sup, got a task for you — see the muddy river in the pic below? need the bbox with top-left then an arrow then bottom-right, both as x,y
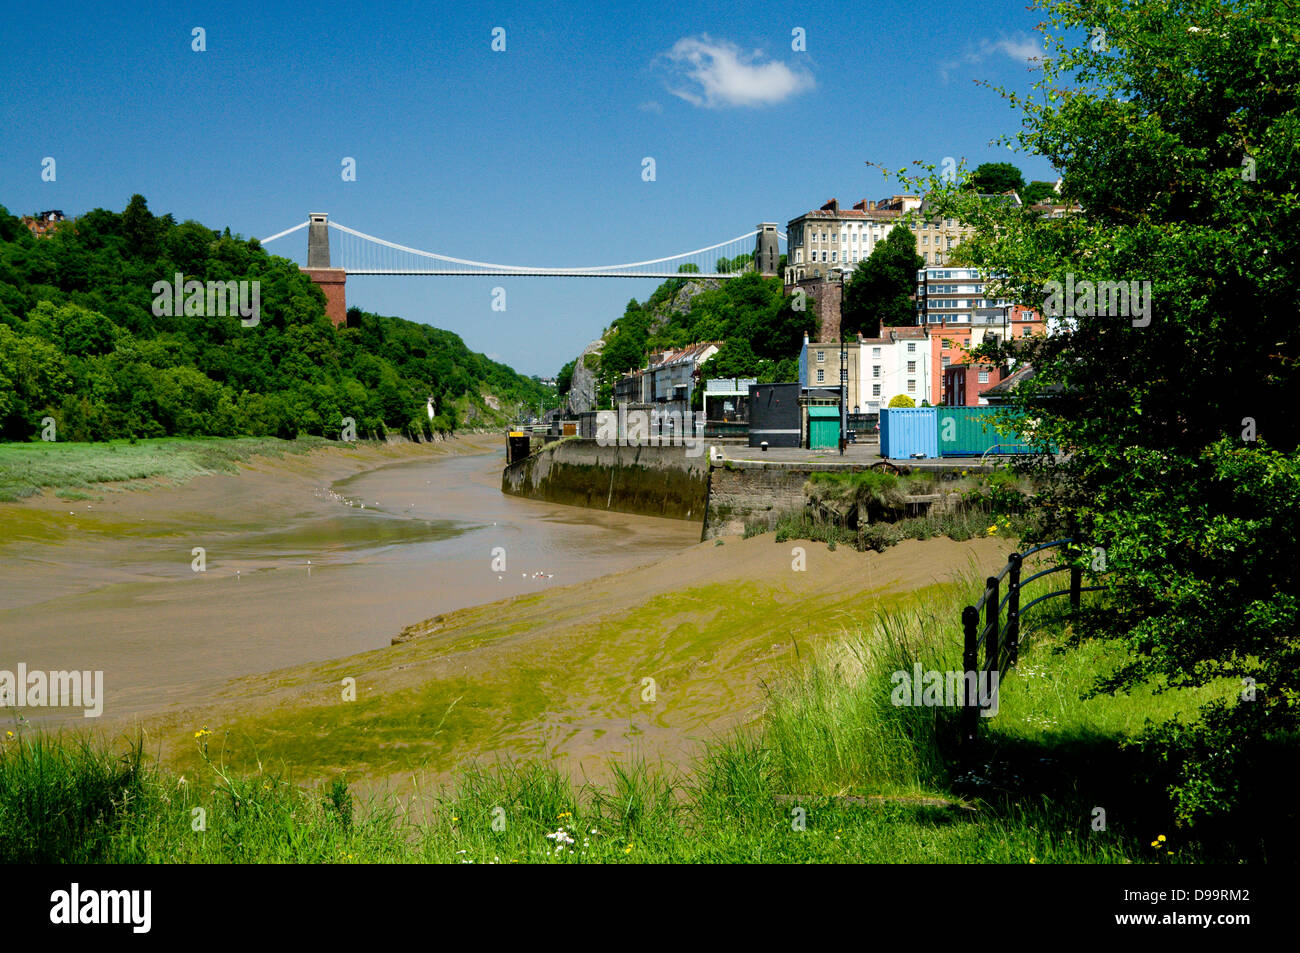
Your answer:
0,447 -> 699,722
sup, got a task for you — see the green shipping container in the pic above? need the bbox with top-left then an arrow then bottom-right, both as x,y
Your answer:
808,405 -> 840,449
935,406 -> 1034,456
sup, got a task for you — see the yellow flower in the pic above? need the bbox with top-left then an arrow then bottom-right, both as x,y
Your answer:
193,727 -> 212,739
624,844 -> 633,854
451,816 -> 459,822
558,811 -> 572,818
1157,834 -> 1166,842
987,525 -> 998,535
4,731 -> 12,739
1029,857 -> 1036,864
1150,840 -> 1159,847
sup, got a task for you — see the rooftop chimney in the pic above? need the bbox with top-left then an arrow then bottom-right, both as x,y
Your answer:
821,198 -> 839,212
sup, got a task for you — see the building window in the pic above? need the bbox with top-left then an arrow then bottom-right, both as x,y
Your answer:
816,369 -> 825,383
831,252 -> 837,262
978,370 -> 990,383
907,342 -> 916,353
907,379 -> 916,393
816,350 -> 824,363
872,384 -> 881,397
872,347 -> 881,358
873,365 -> 880,378
1022,326 -> 1032,337
941,355 -> 950,367
907,361 -> 916,372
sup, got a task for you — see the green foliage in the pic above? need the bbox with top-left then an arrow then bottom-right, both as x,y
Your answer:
594,271 -> 813,404
1020,180 -> 1059,206
555,358 -> 576,396
966,161 -> 1025,195
0,198 -> 548,441
842,225 -> 925,338
912,0 -> 1300,827
887,394 -> 915,408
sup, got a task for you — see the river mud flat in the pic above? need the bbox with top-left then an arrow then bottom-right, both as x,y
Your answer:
1,434 -> 1007,794
0,435 -> 698,721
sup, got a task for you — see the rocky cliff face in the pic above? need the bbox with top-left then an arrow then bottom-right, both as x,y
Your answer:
567,339 -> 604,413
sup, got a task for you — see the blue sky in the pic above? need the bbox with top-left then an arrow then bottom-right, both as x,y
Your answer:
1,0 -> 1062,377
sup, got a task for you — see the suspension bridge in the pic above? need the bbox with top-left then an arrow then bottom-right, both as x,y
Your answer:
259,214 -> 786,280
257,213 -> 787,326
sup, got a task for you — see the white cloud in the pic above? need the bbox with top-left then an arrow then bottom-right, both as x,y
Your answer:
638,100 -> 664,114
658,35 -> 814,108
940,33 -> 1044,82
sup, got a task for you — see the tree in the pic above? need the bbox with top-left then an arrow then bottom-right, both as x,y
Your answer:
841,225 -> 925,338
920,0 -> 1300,839
887,394 -> 915,408
966,161 -> 1025,195
1020,179 -> 1059,206
556,358 -> 576,396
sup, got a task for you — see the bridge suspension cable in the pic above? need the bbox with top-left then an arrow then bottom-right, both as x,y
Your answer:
260,219 -> 786,279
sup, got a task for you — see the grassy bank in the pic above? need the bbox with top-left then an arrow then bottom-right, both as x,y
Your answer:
0,433 -> 496,502
1,568 -> 1255,863
0,436 -> 333,501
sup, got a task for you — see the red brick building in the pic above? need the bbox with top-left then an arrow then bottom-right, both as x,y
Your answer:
942,363 -> 1007,406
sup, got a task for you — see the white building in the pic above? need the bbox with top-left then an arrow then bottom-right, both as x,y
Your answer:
858,327 -> 933,411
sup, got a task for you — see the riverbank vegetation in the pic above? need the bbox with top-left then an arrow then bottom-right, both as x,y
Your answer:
746,466 -> 1037,551
2,575 -> 1268,863
0,197 -> 551,443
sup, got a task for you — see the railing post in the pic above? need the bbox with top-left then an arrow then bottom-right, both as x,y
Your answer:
1006,552 -> 1022,667
1069,560 -> 1082,609
961,605 -> 979,757
984,575 -> 999,690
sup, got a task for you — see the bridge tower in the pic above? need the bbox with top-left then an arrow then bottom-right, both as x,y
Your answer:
755,223 -> 780,276
301,212 -> 348,327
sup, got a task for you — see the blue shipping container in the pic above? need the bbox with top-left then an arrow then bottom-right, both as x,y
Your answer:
880,407 -> 938,459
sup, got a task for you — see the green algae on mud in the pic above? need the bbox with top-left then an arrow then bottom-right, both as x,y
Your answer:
157,576 -> 959,787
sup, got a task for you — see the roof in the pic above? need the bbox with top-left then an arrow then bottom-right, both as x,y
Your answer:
980,364 -> 1038,399
808,406 -> 840,418
860,326 -> 928,344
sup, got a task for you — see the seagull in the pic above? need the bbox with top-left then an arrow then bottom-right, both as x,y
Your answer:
427,397 -> 435,421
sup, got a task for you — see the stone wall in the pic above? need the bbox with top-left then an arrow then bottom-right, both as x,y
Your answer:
703,458 -> 838,539
501,438 -> 709,522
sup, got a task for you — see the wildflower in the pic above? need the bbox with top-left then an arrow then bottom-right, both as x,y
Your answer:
624,844 -> 633,855
1157,834 -> 1166,843
194,727 -> 212,740
987,525 -> 998,535
1029,857 -> 1037,864
545,828 -> 575,847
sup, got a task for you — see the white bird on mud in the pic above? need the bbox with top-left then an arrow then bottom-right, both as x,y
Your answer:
427,397 -> 435,421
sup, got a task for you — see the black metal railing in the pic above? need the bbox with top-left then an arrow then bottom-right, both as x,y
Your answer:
959,538 -> 1107,757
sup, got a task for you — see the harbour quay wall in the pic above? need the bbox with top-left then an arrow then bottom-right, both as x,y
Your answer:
501,438 -> 709,522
